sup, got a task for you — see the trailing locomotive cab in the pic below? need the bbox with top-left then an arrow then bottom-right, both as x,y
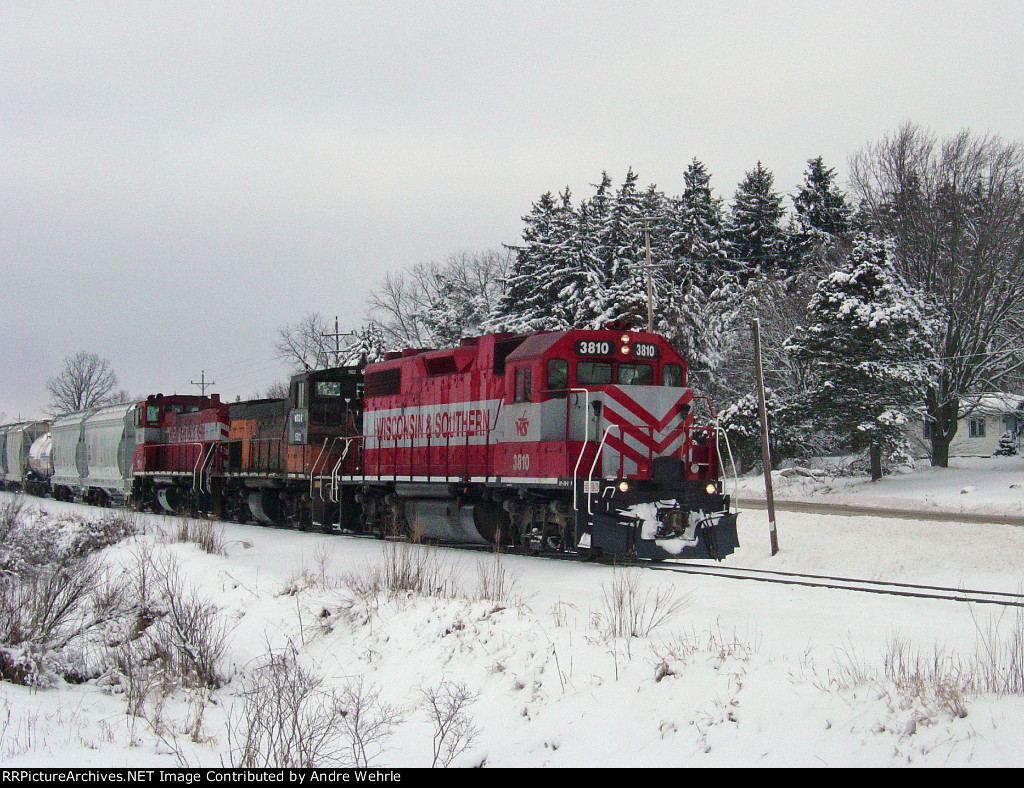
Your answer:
496,322 -> 738,561
224,366 -> 363,529
132,394 -> 229,515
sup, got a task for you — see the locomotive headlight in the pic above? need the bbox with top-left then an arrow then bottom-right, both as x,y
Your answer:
620,334 -> 630,343
705,483 -> 717,495
620,346 -> 629,355
618,480 -> 630,493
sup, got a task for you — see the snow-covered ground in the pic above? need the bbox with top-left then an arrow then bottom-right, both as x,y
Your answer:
2,454 -> 1023,768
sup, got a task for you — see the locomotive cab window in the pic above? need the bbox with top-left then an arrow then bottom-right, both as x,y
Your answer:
577,361 -> 613,385
147,405 -> 160,425
546,359 -> 568,397
316,381 -> 342,398
292,380 -> 308,408
618,363 -> 653,386
663,363 -> 684,387
514,367 -> 533,402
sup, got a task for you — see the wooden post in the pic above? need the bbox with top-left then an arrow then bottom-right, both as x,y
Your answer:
752,318 -> 779,556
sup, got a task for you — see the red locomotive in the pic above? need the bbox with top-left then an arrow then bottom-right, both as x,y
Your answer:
126,324 -> 737,561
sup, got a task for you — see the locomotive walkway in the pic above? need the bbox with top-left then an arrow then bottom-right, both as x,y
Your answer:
735,497 -> 1024,527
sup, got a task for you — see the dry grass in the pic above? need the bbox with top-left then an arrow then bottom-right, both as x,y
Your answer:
597,568 -> 690,641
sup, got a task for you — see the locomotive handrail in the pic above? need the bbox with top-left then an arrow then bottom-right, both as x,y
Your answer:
199,442 -> 219,495
326,436 -> 357,502
309,437 -> 331,500
179,442 -> 206,494
586,424 -> 617,516
568,388 -> 591,513
329,439 -> 354,502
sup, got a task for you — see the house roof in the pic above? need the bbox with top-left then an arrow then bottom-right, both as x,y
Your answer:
961,393 -> 1024,417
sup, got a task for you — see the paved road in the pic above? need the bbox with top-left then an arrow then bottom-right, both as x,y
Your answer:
735,498 -> 1024,527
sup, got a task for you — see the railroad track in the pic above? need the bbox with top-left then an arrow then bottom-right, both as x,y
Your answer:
735,497 -> 1024,527
644,560 -> 1024,608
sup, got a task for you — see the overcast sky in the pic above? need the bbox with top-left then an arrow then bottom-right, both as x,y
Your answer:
2,1 -> 1022,420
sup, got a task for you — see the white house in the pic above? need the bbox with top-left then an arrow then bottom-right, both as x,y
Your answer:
907,393 -> 1024,458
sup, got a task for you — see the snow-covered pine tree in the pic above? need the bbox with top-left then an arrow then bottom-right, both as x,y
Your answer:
576,171 -> 616,327
995,431 -> 1018,456
341,323 -> 388,367
727,161 -> 793,282
785,232 -> 934,480
659,160 -> 743,390
599,168 -> 650,327
667,158 -> 732,297
542,187 -> 597,330
488,192 -> 561,332
792,156 -> 853,274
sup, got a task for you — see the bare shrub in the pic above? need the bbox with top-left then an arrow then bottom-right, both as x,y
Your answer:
598,568 -> 690,641
654,624 -> 760,665
229,647 -> 402,768
148,561 -> 233,689
420,680 -> 480,767
336,676 -> 403,768
883,636 -> 969,718
0,495 -> 27,541
974,606 -> 1024,696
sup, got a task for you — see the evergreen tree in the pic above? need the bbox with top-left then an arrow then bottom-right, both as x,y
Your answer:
600,168 -> 650,327
785,232 -> 934,480
489,192 -> 561,332
727,161 -> 792,281
794,156 -> 853,239
667,159 -> 732,296
342,323 -> 388,366
792,156 -> 853,273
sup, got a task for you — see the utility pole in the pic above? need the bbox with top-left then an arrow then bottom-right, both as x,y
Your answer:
638,216 -> 671,333
191,370 -> 215,396
752,318 -> 779,556
644,217 -> 654,332
321,316 -> 354,367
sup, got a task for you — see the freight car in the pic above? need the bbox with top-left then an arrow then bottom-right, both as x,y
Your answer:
2,324 -> 738,562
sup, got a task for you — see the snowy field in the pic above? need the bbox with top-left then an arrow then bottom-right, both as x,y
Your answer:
2,455 -> 1024,768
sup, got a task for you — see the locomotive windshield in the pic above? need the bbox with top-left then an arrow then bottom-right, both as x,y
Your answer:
546,358 -> 569,396
617,363 -> 653,385
663,363 -> 684,387
577,361 -> 613,385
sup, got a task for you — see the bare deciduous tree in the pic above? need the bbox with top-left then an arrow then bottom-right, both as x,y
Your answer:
368,248 -> 512,349
850,123 -> 1024,466
273,312 -> 334,372
46,351 -> 124,415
